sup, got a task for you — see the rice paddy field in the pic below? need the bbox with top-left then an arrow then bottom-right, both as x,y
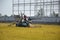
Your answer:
0,23 -> 60,40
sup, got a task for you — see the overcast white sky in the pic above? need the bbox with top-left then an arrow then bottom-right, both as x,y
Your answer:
0,0 -> 59,16
0,0 -> 12,16
0,0 -> 35,16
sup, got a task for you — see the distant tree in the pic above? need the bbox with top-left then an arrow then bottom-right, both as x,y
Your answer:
53,11 -> 55,16
50,11 -> 58,17
40,8 -> 44,16
0,13 -> 2,17
53,11 -> 59,17
55,14 -> 58,17
10,14 -> 14,17
37,10 -> 40,16
37,8 -> 44,17
4,15 -> 8,17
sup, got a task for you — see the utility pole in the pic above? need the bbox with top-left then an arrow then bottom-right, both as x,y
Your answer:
59,0 -> 60,17
12,0 -> 14,16
18,0 -> 19,15
34,0 -> 38,16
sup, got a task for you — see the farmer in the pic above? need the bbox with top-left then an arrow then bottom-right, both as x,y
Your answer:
23,15 -> 27,21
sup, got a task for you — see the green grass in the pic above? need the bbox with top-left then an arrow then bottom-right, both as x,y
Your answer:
0,23 -> 60,40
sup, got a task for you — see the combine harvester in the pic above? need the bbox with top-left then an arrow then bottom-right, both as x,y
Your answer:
14,13 -> 31,27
